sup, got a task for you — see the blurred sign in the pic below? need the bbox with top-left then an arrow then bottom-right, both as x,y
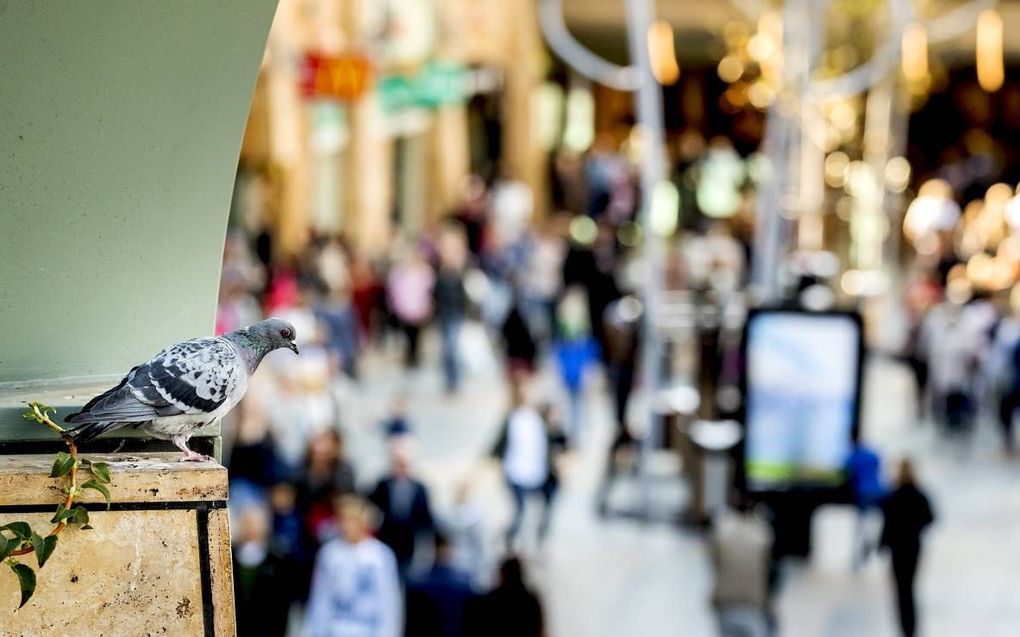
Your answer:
300,53 -> 373,101
363,0 -> 436,67
742,310 -> 863,492
377,61 -> 468,112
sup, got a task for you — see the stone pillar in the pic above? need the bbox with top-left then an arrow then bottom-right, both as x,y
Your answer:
429,104 -> 470,222
501,0 -> 548,218
0,453 -> 234,636
348,96 -> 395,255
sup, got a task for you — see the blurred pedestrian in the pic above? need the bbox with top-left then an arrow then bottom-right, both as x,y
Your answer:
268,481 -> 302,557
297,429 -> 355,533
305,496 -> 402,637
993,293 -> 1020,450
562,221 -> 621,359
846,442 -> 887,568
234,505 -> 295,637
521,219 -> 566,344
216,270 -> 262,337
880,460 -> 935,637
317,273 -> 361,379
350,251 -> 383,343
448,481 -> 488,589
597,295 -> 641,515
228,393 -> 284,509
552,287 -> 599,445
435,223 -> 470,393
491,374 -> 566,549
921,283 -> 980,436
369,444 -> 436,578
450,175 -> 489,259
382,394 -> 413,441
465,557 -> 544,637
709,500 -> 775,637
405,533 -> 479,637
387,246 -> 435,368
500,298 -> 538,374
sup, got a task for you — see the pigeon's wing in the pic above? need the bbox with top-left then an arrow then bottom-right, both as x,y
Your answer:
142,337 -> 242,415
65,337 -> 240,424
64,365 -> 165,424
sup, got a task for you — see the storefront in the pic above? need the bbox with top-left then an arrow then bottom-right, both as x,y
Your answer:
234,0 -> 548,259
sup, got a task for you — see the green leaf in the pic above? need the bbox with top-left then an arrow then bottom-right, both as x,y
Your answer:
80,480 -> 111,509
50,504 -> 69,524
30,533 -> 57,569
89,462 -> 112,484
1,522 -> 32,540
0,536 -> 10,561
69,506 -> 89,526
49,452 -> 75,478
10,562 -> 36,609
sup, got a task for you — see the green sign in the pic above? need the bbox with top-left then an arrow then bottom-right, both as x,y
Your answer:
378,61 -> 469,112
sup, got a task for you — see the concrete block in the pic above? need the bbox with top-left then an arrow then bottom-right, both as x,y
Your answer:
0,453 -> 235,636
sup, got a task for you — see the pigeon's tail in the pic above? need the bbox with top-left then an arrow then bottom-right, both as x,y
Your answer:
64,421 -> 121,443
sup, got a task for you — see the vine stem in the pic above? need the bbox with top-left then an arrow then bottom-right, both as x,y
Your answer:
8,404 -> 79,556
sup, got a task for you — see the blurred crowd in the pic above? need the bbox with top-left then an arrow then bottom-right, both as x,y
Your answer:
219,133 -> 750,637
215,126 -> 998,637
902,210 -> 1020,451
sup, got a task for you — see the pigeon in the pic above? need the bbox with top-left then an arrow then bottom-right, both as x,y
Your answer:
64,318 -> 299,461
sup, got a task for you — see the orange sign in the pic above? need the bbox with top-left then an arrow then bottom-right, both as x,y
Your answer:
301,53 -> 373,100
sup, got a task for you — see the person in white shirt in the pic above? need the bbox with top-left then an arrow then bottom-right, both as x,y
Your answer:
305,496 -> 402,637
490,373 -> 566,549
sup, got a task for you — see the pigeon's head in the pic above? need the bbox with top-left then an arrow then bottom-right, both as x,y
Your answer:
249,318 -> 299,355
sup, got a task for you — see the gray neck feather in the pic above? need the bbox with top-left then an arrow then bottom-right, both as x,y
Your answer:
224,329 -> 271,374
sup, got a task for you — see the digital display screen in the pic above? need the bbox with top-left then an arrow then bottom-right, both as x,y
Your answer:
744,311 -> 861,491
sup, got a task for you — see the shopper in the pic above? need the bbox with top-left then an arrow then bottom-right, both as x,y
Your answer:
551,287 -> 599,445
994,306 -> 1020,450
465,557 -> 545,637
921,288 -> 981,436
295,429 -> 357,542
304,496 -> 402,637
233,505 -> 295,637
447,481 -> 488,589
434,223 -> 470,393
501,298 -> 538,373
491,373 -> 566,549
596,295 -> 640,515
846,442 -> 887,567
405,533 -> 479,637
880,460 -> 935,637
387,246 -> 435,368
521,219 -> 567,344
317,281 -> 361,379
369,444 -> 436,578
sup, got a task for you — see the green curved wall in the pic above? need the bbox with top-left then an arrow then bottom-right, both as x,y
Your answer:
0,1 -> 278,385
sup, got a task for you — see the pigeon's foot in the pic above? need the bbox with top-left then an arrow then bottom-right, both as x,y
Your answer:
171,435 -> 211,462
178,450 -> 213,462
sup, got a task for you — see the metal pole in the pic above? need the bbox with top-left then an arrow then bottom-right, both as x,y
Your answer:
623,0 -> 668,516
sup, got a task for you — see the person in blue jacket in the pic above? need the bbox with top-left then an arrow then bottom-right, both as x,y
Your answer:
846,442 -> 887,568
552,288 -> 599,446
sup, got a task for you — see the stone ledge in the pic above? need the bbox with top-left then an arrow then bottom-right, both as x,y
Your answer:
0,453 -> 228,506
0,382 -> 221,440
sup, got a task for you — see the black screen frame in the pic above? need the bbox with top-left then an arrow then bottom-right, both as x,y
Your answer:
734,307 -> 866,502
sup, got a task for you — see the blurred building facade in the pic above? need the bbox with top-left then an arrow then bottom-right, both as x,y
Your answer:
235,0 -> 548,259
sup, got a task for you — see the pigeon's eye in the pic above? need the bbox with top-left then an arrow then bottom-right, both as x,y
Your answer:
280,329 -> 292,339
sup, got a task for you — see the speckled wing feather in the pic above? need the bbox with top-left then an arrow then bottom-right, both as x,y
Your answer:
65,337 -> 241,424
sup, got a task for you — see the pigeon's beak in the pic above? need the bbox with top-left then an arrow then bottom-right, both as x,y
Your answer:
288,341 -> 299,355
